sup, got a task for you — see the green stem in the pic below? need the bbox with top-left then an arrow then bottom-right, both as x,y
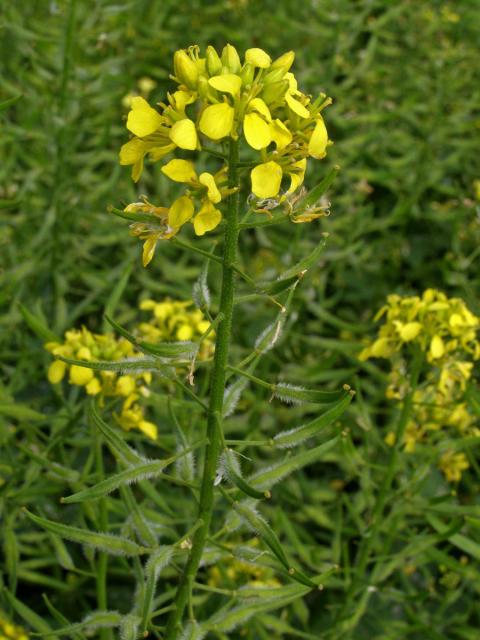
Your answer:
164,139 -> 240,639
339,350 -> 423,633
95,432 -> 113,640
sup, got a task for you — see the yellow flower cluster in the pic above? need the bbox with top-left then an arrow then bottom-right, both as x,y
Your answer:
358,289 -> 480,364
45,327 -> 157,440
119,44 -> 332,265
438,451 -> 469,483
0,613 -> 28,640
360,289 -> 480,482
138,298 -> 214,360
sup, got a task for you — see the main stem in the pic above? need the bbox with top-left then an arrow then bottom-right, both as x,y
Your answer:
164,139 -> 240,639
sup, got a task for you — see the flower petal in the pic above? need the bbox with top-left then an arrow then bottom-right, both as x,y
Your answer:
142,236 -> 158,267
248,98 -> 272,121
245,48 -> 272,68
127,96 -> 163,137
48,360 -> 66,384
251,161 -> 283,198
308,116 -> 328,159
244,112 -> 272,150
193,201 -> 222,236
270,119 -> 292,150
169,118 -> 198,150
287,158 -> 307,193
139,420 -> 158,440
199,172 -> 222,203
168,195 -> 195,229
161,159 -> 197,183
285,92 -> 310,118
208,74 -> 242,96
199,103 -> 235,140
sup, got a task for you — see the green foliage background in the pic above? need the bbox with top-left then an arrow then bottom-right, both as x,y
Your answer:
1,1 -> 480,638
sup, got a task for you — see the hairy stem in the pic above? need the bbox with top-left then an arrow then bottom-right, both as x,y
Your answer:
164,139 -> 240,639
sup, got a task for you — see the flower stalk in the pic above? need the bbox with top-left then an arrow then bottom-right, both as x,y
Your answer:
164,139 -> 240,639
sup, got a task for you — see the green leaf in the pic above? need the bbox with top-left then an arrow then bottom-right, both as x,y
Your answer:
105,313 -> 198,359
140,546 -> 174,634
60,460 -> 175,504
223,449 -> 271,500
0,93 -> 22,111
57,354 -> 171,376
0,198 -> 22,209
251,436 -> 341,488
232,501 -> 317,588
427,514 -> 480,561
0,403 -> 45,421
89,401 -> 146,466
277,236 -> 328,281
24,510 -> 149,556
273,394 -> 352,448
109,205 -> 160,225
30,611 -> 123,637
179,622 -> 206,640
138,340 -> 199,359
273,382 -> 352,405
18,302 -> 60,342
233,500 -> 290,569
3,588 -> 56,635
102,262 -> 133,332
294,164 -> 339,211
206,584 -> 310,632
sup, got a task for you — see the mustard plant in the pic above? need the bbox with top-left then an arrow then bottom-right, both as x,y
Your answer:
25,44 -> 352,638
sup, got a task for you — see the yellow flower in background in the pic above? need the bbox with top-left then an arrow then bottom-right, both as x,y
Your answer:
45,327 -> 156,440
138,297 -> 214,360
360,289 -> 479,480
439,451 -> 469,483
0,612 -> 29,640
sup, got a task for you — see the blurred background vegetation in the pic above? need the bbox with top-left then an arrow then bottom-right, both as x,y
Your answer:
1,1 -> 480,638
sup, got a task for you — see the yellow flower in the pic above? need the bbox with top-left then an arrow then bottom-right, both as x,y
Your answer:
439,451 -> 469,483
161,159 -> 222,204
308,116 -> 329,159
193,200 -> 222,236
45,327 -> 156,439
199,102 -> 235,140
245,47 -> 272,68
48,360 -> 66,384
126,96 -> 163,137
251,161 -> 283,198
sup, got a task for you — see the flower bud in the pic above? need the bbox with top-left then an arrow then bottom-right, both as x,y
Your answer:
197,75 -> 217,102
206,45 -> 222,76
221,44 -> 241,74
260,79 -> 289,105
173,49 -> 199,89
271,50 -> 295,72
240,62 -> 254,87
263,67 -> 288,85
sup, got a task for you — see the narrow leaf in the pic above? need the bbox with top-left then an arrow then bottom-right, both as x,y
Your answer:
19,303 -> 60,342
140,546 -> 174,633
24,510 -> 149,556
61,460 -> 173,504
273,395 -> 352,448
277,236 -> 328,281
251,436 -> 341,488
89,401 -> 146,466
